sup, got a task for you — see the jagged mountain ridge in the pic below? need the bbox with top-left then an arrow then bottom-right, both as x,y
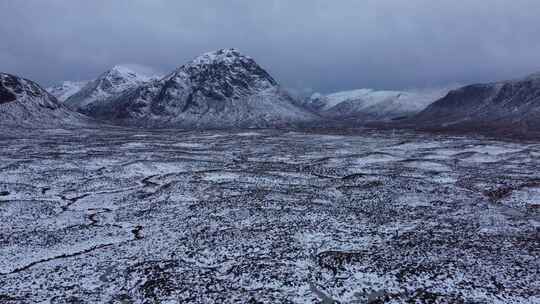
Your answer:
413,73 -> 540,132
65,65 -> 157,114
0,73 -> 88,127
87,49 -> 317,128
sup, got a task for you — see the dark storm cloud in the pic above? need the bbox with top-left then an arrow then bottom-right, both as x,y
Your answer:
1,0 -> 540,92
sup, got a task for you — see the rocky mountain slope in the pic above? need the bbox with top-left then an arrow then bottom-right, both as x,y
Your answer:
47,80 -> 90,102
306,88 -> 453,121
64,65 -> 156,115
413,73 -> 540,133
87,49 -> 317,128
0,73 -> 88,127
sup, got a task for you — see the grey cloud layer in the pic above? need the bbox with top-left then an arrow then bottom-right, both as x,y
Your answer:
1,0 -> 539,92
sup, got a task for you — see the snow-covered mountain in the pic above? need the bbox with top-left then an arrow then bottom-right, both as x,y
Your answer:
306,87 -> 454,121
87,49 -> 317,128
0,73 -> 88,127
413,73 -> 540,133
64,65 -> 158,114
47,80 -> 90,102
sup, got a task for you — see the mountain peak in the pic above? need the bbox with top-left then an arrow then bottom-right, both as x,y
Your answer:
65,65 -> 157,111
82,49 -> 314,128
101,65 -> 144,81
189,48 -> 248,66
100,64 -> 160,83
164,48 -> 278,100
108,65 -> 137,75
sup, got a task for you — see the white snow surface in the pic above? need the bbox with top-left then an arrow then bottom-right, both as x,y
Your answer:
309,86 -> 457,119
46,80 -> 90,102
0,129 -> 538,302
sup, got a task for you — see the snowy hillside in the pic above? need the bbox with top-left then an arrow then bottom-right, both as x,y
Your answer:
46,80 -> 89,102
87,49 -> 317,128
0,73 -> 89,127
414,72 -> 540,132
307,87 -> 454,121
65,65 -> 158,114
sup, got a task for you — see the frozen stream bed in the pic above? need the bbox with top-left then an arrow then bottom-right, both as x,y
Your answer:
0,128 -> 538,303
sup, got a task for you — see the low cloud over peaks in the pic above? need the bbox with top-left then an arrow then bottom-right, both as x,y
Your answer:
2,0 -> 540,92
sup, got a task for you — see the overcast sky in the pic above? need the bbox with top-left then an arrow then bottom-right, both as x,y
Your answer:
1,0 -> 540,93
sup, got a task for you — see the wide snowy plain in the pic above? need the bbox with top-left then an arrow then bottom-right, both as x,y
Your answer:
0,128 -> 538,303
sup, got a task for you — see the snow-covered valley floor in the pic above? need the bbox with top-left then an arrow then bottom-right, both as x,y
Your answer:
0,128 -> 538,303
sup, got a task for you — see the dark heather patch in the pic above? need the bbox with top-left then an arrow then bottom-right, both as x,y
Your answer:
182,91 -> 197,112
0,86 -> 17,104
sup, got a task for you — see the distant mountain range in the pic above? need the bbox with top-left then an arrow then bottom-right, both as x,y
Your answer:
411,73 -> 540,134
2,49 -> 540,136
59,49 -> 317,128
304,87 -> 455,121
